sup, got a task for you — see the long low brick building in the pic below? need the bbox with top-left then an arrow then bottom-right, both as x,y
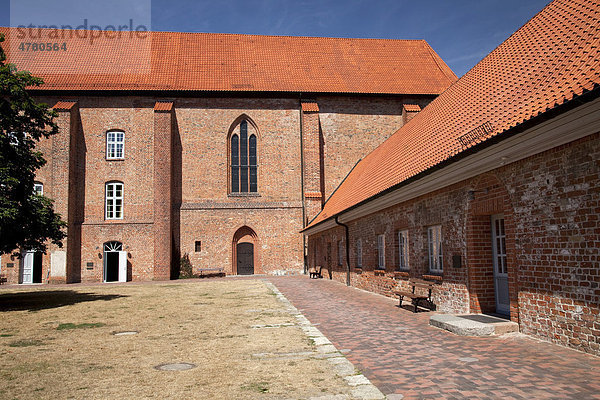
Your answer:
303,0 -> 600,355
0,28 -> 456,283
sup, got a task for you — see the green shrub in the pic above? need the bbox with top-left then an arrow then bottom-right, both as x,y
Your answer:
179,253 -> 195,279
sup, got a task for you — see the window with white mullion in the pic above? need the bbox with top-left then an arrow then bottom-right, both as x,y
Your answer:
377,234 -> 385,269
356,239 -> 363,268
397,230 -> 409,271
495,218 -> 507,274
105,182 -> 124,220
428,225 -> 443,273
106,130 -> 124,160
33,182 -> 44,196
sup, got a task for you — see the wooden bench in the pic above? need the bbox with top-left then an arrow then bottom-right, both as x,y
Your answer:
308,266 -> 323,279
0,274 -> 7,285
198,268 -> 225,277
393,278 -> 435,313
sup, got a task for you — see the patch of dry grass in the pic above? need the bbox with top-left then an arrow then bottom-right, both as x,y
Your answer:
0,279 -> 354,399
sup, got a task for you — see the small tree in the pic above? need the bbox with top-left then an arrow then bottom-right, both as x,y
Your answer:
0,33 -> 66,255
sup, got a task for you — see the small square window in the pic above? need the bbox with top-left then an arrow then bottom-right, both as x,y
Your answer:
195,241 -> 202,252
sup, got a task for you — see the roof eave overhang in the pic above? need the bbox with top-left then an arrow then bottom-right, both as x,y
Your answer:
25,88 -> 443,99
303,88 -> 600,236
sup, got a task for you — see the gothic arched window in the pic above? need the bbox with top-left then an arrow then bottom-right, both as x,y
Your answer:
230,119 -> 258,193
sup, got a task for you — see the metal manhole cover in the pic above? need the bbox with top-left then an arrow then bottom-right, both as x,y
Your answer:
112,331 -> 139,336
154,362 -> 196,371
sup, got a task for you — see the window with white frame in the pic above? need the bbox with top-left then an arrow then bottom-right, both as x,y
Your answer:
356,239 -> 363,268
105,182 -> 124,220
106,130 -> 124,160
338,240 -> 343,266
377,234 -> 385,269
397,230 -> 409,271
428,225 -> 443,273
33,182 -> 43,196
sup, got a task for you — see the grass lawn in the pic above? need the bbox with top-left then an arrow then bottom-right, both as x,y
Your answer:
0,279 -> 355,399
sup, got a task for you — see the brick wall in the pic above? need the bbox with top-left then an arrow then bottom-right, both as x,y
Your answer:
318,96 -> 433,200
307,132 -> 600,355
2,93 -> 419,283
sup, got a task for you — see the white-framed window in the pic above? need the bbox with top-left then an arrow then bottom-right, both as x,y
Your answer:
106,130 -> 125,160
397,230 -> 409,271
428,225 -> 443,273
356,239 -> 363,268
105,182 -> 124,220
338,240 -> 343,266
377,234 -> 385,269
33,182 -> 43,196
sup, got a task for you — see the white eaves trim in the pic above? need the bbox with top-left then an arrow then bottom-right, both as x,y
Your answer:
304,96 -> 600,236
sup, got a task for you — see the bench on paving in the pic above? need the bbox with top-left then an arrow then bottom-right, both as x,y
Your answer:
308,266 -> 323,279
198,268 -> 225,277
393,278 -> 436,313
0,274 -> 6,285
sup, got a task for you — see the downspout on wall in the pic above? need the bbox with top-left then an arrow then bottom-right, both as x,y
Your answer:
299,94 -> 307,274
334,216 -> 350,286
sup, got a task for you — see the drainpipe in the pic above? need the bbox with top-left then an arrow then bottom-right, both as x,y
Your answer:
299,93 -> 308,275
334,216 -> 351,286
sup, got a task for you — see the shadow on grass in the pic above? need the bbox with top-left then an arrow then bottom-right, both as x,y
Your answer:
0,290 -> 128,312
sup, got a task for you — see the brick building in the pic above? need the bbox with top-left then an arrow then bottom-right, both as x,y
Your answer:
304,0 -> 600,355
0,29 -> 455,284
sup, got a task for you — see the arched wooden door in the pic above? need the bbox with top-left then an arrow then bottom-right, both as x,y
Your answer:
232,226 -> 259,275
237,242 -> 254,275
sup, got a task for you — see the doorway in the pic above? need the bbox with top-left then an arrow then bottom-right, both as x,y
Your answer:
491,215 -> 510,315
103,241 -> 127,282
237,242 -> 254,275
21,251 -> 42,284
232,226 -> 259,275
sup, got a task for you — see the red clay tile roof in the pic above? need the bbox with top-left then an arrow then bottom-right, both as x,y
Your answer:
154,101 -> 173,112
52,101 -> 77,111
0,28 -> 455,94
403,104 -> 421,112
307,0 -> 600,229
301,101 -> 320,112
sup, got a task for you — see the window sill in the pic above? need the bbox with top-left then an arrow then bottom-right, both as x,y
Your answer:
394,270 -> 410,278
423,274 -> 443,282
228,193 -> 261,197
105,158 -> 125,162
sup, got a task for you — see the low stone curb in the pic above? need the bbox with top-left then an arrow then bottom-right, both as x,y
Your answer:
265,280 -> 386,400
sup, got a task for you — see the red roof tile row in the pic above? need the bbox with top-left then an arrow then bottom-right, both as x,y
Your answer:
403,104 -> 421,112
52,101 -> 77,111
308,0 -> 600,229
154,101 -> 173,112
301,101 -> 320,112
0,28 -> 455,95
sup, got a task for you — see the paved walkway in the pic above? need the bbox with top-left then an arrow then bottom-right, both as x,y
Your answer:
269,276 -> 600,400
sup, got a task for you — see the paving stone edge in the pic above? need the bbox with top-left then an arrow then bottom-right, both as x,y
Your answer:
265,280 -> 387,400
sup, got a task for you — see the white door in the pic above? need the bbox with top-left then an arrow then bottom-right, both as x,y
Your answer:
492,215 -> 510,315
21,251 -> 34,284
118,251 -> 127,282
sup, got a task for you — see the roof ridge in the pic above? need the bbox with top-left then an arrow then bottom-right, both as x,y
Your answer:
422,41 -> 458,81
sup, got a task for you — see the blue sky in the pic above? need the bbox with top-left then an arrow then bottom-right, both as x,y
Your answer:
1,0 -> 551,77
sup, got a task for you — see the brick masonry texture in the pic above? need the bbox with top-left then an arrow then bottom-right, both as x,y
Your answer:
1,94 -> 435,283
308,132 -> 600,356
